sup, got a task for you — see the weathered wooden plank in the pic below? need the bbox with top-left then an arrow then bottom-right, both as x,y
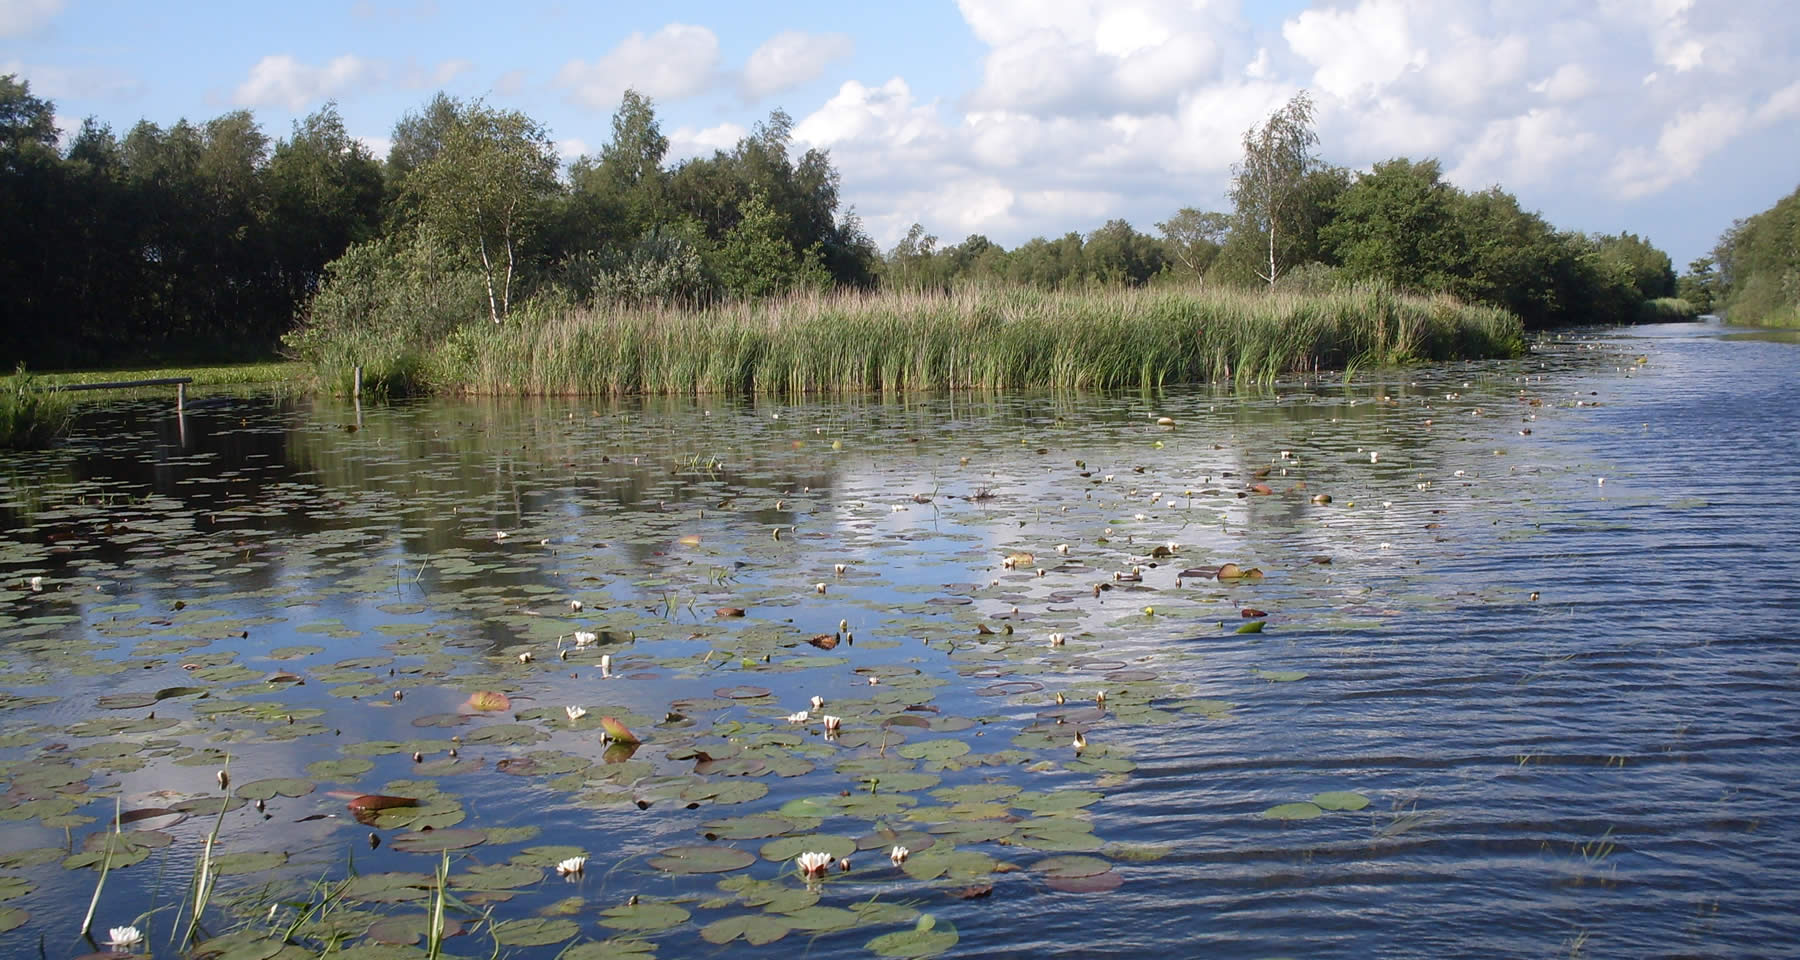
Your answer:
48,377 -> 194,392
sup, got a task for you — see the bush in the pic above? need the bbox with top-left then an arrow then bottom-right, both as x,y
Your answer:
0,365 -> 75,450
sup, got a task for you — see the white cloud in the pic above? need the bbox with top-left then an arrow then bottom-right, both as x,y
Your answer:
557,137 -> 590,163
1610,102 -> 1747,198
667,122 -> 746,161
555,23 -> 720,109
495,69 -> 526,96
1532,63 -> 1594,101
956,0 -> 1240,114
1283,0 -> 1425,102
0,0 -> 62,37
1449,108 -> 1597,190
3,60 -> 142,100
743,30 -> 852,99
233,54 -> 381,111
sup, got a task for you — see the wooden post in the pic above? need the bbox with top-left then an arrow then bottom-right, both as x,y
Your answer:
354,365 -> 363,399
176,381 -> 185,413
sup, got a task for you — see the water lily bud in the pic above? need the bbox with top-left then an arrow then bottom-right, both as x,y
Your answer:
216,769 -> 229,790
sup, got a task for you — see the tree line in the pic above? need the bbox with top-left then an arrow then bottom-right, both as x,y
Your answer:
1680,184 -> 1798,326
2,76 -> 1685,370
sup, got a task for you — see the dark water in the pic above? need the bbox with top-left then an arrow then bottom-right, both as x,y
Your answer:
0,320 -> 1796,958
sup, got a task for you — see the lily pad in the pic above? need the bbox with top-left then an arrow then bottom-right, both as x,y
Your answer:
701,914 -> 791,946
389,828 -> 487,852
1312,791 -> 1371,811
1262,802 -> 1325,820
599,901 -> 691,932
866,914 -> 959,958
492,917 -> 579,946
761,834 -> 857,862
648,845 -> 756,874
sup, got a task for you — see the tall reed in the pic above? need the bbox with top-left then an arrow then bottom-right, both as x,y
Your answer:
324,282 -> 1524,397
1,364 -> 75,449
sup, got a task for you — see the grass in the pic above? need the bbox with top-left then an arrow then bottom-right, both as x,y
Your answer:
1,364 -> 75,450
313,283 -> 1524,397
1636,297 -> 1701,323
29,361 -> 304,388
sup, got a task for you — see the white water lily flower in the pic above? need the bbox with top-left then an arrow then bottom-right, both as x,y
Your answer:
29,576 -> 42,592
555,856 -> 586,876
565,706 -> 588,722
867,676 -> 879,685
811,695 -> 825,711
573,630 -> 597,646
1048,633 -> 1065,647
795,851 -> 833,876
1370,452 -> 1380,463
890,845 -> 909,866
569,599 -> 583,612
1072,730 -> 1087,750
785,711 -> 811,723
494,530 -> 509,540
517,651 -> 533,663
822,715 -> 841,732
600,654 -> 612,678
105,925 -> 143,949
815,582 -> 827,594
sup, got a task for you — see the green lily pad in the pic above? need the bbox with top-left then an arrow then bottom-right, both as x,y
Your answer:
211,850 -> 289,875
599,901 -> 690,932
561,940 -> 657,960
389,828 -> 487,853
1033,855 -> 1112,878
760,834 -> 857,862
700,913 -> 791,946
235,778 -> 315,801
896,740 -> 970,761
866,914 -> 959,958
0,906 -> 23,934
648,845 -> 756,874
492,917 -> 579,946
1262,802 -> 1324,820
1253,670 -> 1308,682
1312,791 -> 1371,811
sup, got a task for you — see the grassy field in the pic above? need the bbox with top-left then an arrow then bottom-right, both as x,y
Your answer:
28,361 -> 305,388
311,284 -> 1525,397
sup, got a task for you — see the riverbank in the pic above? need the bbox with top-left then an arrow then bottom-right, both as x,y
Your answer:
307,284 -> 1524,397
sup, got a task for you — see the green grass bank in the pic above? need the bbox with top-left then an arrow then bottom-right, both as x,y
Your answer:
307,284 -> 1525,397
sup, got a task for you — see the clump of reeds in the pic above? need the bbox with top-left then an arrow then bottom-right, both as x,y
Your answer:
0,364 -> 75,449
1635,297 -> 1701,323
314,282 -> 1524,397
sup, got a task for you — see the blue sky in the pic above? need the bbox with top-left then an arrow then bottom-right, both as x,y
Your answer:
6,0 -> 1797,269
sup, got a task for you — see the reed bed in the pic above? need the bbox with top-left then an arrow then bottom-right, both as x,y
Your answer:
1,365 -> 75,449
1636,297 -> 1701,323
321,284 -> 1523,396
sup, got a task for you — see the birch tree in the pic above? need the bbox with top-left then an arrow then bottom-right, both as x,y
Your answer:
1230,91 -> 1318,288
406,100 -> 558,322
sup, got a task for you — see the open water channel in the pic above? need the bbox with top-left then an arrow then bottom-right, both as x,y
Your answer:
0,320 -> 1796,959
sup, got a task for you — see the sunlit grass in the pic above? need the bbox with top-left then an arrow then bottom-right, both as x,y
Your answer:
1635,297 -> 1700,323
389,283 -> 1522,396
29,361 -> 304,388
0,364 -> 75,450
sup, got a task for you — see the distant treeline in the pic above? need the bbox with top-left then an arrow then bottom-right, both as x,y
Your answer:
2,76 -> 1682,371
1682,184 -> 1799,327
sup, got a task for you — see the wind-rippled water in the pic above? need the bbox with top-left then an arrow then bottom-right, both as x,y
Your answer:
1,321 -> 1796,959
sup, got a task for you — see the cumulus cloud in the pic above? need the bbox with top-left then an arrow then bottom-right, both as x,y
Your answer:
233,54 -> 382,110
0,0 -> 63,37
668,122 -> 747,162
743,30 -> 852,99
4,59 -> 143,100
555,23 -> 720,109
1283,0 -> 1424,102
956,0 -> 1242,114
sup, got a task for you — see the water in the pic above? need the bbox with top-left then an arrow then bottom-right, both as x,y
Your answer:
1,320 -> 1796,958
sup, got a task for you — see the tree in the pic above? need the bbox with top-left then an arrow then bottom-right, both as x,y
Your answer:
1230,90 -> 1319,288
267,103 -> 385,304
716,185 -> 824,299
1322,157 -> 1463,291
405,99 -> 559,322
1676,256 -> 1717,312
1156,208 -> 1231,283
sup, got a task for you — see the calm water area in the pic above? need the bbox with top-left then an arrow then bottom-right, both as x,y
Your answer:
1,319 -> 1796,958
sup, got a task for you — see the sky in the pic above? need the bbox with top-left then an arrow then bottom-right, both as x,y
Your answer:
5,0 -> 1798,269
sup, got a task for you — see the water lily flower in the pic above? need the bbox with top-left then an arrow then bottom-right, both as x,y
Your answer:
834,563 -> 847,576
28,576 -> 42,592
600,654 -> 612,678
815,582 -> 827,594
786,711 -> 811,723
890,845 -> 909,865
1370,452 -> 1380,463
823,715 -> 841,732
867,676 -> 879,685
1056,544 -> 1070,555
105,925 -> 143,950
1095,690 -> 1107,705
1072,730 -> 1087,750
795,851 -> 833,877
555,856 -> 586,876
494,530 -> 509,540
573,630 -> 597,646
1048,633 -> 1065,647
565,706 -> 588,722
838,857 -> 852,871
569,599 -> 583,612
811,695 -> 825,711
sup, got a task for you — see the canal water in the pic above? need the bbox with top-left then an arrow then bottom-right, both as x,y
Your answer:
0,320 -> 1794,958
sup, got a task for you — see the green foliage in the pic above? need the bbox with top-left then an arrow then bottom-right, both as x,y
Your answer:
358,283 -> 1520,397
1230,91 -> 1320,286
1156,208 -> 1230,282
1322,158 -> 1463,291
1676,256 -> 1718,312
1636,297 -> 1700,323
1713,184 -> 1800,327
0,365 -> 74,450
402,97 -> 560,321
